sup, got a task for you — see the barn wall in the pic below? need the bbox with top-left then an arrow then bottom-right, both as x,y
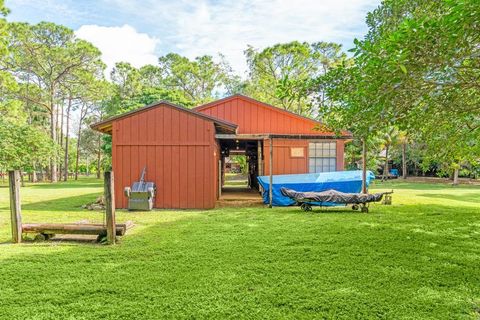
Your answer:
198,97 -> 335,135
111,105 -> 217,209
263,139 -> 345,175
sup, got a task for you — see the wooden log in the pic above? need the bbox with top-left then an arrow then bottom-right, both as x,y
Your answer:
9,170 -> 22,243
104,171 -> 116,244
22,223 -> 128,236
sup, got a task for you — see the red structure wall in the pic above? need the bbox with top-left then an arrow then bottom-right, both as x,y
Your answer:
195,95 -> 336,135
111,104 -> 218,209
196,95 -> 346,175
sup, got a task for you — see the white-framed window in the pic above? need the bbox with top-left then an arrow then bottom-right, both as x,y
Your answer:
309,141 -> 337,173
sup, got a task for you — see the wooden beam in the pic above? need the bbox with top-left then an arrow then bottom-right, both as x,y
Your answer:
257,140 -> 263,176
270,134 -> 352,140
22,223 -> 131,236
8,170 -> 22,243
215,134 -> 270,140
218,159 -> 222,198
269,137 -> 273,208
104,171 -> 116,245
215,133 -> 353,141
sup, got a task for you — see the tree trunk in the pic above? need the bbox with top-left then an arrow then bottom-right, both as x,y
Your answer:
402,140 -> 407,179
63,98 -> 72,181
50,104 -> 58,183
32,163 -> 37,183
453,167 -> 459,186
96,134 -> 102,179
21,171 -> 25,187
75,119 -> 82,181
362,138 -> 367,194
59,103 -> 64,177
382,144 -> 389,181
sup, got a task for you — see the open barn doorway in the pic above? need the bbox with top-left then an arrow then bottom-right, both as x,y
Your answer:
217,138 -> 263,202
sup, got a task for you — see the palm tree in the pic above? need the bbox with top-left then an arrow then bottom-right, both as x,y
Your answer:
381,127 -> 400,181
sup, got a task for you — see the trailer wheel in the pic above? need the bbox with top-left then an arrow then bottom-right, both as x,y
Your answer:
301,203 -> 312,212
361,205 -> 369,213
352,204 -> 359,211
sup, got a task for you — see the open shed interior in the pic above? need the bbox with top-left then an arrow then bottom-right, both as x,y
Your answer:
217,138 -> 263,198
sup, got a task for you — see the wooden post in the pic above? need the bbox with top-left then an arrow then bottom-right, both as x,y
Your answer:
104,171 -> 116,245
9,170 -> 22,243
257,140 -> 263,176
269,137 -> 273,208
218,159 -> 222,198
362,138 -> 367,194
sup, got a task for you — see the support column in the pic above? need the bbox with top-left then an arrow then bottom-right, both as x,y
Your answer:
257,140 -> 263,176
9,170 -> 22,243
218,159 -> 222,198
104,171 -> 116,245
269,137 -> 273,208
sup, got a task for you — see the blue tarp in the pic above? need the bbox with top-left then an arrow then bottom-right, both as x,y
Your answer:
257,170 -> 376,206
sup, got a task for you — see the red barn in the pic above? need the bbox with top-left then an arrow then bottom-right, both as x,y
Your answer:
92,94 -> 351,209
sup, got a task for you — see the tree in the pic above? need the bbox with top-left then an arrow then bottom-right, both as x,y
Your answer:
380,126 -> 400,181
354,0 -> 479,178
73,79 -> 109,180
323,0 -> 479,185
0,117 -> 56,171
3,22 -> 105,182
245,41 -> 347,116
158,53 -> 233,105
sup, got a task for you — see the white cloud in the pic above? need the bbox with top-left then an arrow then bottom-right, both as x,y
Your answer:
75,24 -> 159,73
101,0 -> 379,75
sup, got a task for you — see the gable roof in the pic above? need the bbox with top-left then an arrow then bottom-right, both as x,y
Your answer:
194,94 -> 352,137
91,100 -> 238,134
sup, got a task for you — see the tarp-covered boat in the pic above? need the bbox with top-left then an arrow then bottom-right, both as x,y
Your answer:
257,170 -> 375,206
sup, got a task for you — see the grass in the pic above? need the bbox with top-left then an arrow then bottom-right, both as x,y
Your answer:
0,178 -> 479,319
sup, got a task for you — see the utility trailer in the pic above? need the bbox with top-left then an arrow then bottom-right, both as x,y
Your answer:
281,187 -> 393,213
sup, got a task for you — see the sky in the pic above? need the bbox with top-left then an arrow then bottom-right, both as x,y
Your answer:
6,0 -> 380,76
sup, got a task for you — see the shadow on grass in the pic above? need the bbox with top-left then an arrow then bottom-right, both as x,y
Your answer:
372,180 -> 480,191
29,180 -> 102,189
0,192 -> 102,212
417,193 -> 480,204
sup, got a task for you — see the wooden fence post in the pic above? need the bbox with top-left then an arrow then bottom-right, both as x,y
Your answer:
9,170 -> 22,243
104,171 -> 116,245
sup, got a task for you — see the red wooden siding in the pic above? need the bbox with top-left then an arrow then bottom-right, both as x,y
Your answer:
263,139 -> 345,175
112,104 -> 217,209
196,95 -> 335,135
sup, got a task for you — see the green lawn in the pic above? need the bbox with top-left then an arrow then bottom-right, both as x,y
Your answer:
0,178 -> 479,319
